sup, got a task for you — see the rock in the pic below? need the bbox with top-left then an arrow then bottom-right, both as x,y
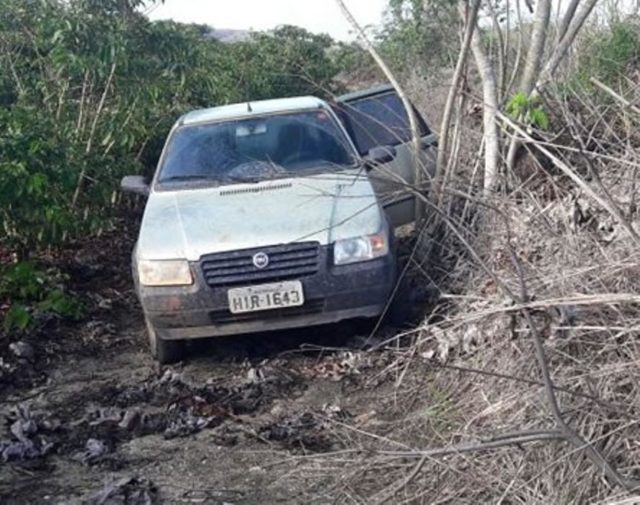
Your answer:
10,417 -> 37,442
0,405 -> 54,462
9,341 -> 35,362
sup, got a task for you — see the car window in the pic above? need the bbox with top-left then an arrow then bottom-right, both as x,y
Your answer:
336,92 -> 430,156
158,110 -> 357,184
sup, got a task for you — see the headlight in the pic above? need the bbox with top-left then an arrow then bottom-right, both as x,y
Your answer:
333,233 -> 389,265
138,260 -> 193,286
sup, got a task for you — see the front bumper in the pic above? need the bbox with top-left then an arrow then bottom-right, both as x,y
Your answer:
139,249 -> 396,341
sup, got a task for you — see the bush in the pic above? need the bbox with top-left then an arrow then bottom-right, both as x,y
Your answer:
506,92 -> 550,130
578,18 -> 640,86
0,262 -> 83,332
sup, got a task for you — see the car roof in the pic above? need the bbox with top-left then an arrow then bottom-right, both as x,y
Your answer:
179,96 -> 328,126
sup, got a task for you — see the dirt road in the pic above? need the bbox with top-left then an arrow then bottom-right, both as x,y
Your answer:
0,223 -> 426,504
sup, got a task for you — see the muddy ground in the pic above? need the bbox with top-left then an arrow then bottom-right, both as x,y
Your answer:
0,220 -> 434,504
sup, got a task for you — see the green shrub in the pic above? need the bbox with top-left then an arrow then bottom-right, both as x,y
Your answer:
0,262 -> 83,332
506,92 -> 550,130
578,19 -> 640,86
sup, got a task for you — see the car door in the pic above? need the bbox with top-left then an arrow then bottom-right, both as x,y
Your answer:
334,85 -> 437,226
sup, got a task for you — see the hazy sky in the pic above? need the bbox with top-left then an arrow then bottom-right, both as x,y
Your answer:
146,0 -> 388,41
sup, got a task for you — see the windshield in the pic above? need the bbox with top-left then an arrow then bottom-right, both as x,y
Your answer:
158,109 -> 358,185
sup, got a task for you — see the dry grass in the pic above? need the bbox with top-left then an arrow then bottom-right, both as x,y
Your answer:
275,64 -> 640,503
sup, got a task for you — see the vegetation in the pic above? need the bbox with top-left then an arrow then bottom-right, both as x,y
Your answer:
0,262 -> 82,331
0,0 -> 348,328
2,1 -> 640,502
579,17 -> 640,86
378,0 -> 459,75
0,0 -> 342,255
334,1 -> 640,502
505,91 -> 549,130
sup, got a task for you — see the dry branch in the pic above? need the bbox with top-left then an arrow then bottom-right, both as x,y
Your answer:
590,77 -> 640,116
335,0 -> 425,219
435,0 -> 481,200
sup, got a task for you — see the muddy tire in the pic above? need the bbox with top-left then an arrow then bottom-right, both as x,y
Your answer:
145,317 -> 184,364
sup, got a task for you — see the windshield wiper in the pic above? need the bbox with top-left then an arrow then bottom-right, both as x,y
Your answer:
160,175 -> 218,183
223,174 -> 263,184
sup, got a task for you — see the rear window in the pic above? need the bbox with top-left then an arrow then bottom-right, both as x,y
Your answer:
335,92 -> 430,156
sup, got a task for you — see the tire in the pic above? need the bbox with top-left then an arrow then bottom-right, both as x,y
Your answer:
145,317 -> 185,364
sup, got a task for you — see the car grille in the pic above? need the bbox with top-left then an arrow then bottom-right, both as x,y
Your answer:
209,299 -> 325,325
200,242 -> 321,288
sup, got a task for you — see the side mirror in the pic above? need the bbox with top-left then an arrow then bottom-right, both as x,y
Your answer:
121,175 -> 150,197
365,145 -> 397,168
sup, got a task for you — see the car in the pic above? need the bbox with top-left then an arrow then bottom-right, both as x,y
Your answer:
121,85 -> 437,363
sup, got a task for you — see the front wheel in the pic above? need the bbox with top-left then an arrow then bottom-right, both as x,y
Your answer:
145,317 -> 185,364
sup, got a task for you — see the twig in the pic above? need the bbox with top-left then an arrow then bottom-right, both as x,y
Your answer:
413,189 -> 637,490
373,431 -> 565,504
590,77 -> 640,116
377,430 -> 565,459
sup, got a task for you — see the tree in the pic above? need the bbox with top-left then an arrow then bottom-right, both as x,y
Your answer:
230,25 -> 339,100
380,0 -> 460,75
505,0 -> 600,172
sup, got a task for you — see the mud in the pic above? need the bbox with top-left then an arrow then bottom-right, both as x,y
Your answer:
0,319 -> 402,503
0,223 -> 429,504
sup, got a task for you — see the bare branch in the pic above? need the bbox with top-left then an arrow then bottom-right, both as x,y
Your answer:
435,0 -> 481,201
335,0 -> 425,219
590,77 -> 640,116
469,7 -> 500,192
556,0 -> 581,43
535,0 -> 599,94
520,0 -> 551,96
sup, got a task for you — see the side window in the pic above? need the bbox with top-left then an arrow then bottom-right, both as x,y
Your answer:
338,92 -> 430,156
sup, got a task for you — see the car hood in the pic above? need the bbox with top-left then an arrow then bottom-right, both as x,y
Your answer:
136,171 -> 383,261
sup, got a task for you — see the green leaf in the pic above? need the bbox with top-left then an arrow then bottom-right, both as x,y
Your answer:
529,108 -> 550,130
38,289 -> 83,319
506,92 -> 529,117
52,29 -> 64,44
4,305 -> 31,332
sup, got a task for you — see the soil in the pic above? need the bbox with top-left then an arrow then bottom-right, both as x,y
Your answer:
0,219 -> 433,504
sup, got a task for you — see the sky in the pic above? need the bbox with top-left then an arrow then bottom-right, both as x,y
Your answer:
146,0 -> 388,41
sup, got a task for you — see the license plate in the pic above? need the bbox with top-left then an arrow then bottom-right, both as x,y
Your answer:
227,281 -> 304,314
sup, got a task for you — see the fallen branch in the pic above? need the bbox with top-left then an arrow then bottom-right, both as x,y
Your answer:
377,430 -> 565,459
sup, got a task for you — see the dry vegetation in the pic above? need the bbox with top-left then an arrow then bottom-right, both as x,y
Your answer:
289,6 -> 640,501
